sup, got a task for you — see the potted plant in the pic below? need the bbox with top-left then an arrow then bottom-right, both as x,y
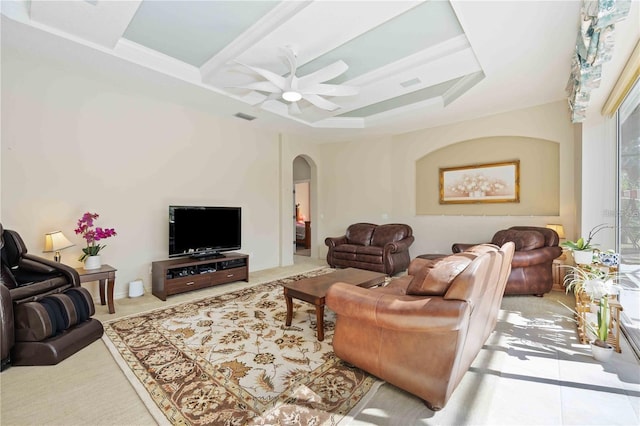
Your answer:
561,223 -> 612,265
562,264 -> 617,361
74,212 -> 117,270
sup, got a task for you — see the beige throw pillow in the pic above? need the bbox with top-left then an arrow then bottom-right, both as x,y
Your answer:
406,253 -> 474,296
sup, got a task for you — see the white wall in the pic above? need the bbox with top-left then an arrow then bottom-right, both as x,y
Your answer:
293,156 -> 311,182
313,101 -> 575,259
295,182 -> 310,220
577,2 -> 639,251
319,135 -> 395,237
580,116 -> 618,249
1,29 -> 282,299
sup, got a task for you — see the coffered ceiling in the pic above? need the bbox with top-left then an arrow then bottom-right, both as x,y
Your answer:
1,1 -> 582,140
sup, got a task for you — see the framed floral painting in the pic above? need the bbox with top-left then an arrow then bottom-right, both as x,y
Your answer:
439,160 -> 520,204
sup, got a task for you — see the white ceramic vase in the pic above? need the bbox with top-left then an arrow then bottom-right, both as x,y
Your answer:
573,250 -> 594,265
84,255 -> 102,270
590,342 -> 614,362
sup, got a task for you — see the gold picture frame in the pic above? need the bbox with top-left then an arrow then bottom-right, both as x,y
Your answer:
439,160 -> 520,204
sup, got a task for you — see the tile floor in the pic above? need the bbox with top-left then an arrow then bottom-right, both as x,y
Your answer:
1,255 -> 638,425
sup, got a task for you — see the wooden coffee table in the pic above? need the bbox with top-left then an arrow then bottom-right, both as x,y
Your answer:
283,268 -> 386,341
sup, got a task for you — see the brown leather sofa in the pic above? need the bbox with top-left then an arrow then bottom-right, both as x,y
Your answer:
326,243 -> 515,411
0,224 -> 103,368
325,223 -> 414,275
452,226 -> 562,296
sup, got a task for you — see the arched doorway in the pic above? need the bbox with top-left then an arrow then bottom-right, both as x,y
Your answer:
282,151 -> 318,266
293,156 -> 311,256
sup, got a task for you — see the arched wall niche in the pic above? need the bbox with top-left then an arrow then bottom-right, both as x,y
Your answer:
416,136 -> 559,216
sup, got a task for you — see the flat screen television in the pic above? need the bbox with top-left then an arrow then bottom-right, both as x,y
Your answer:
169,206 -> 241,259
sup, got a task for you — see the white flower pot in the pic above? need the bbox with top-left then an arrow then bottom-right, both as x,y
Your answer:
84,255 -> 102,270
573,250 -> 594,265
590,342 -> 614,362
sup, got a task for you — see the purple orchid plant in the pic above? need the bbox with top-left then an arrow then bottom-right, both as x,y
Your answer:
74,212 -> 117,261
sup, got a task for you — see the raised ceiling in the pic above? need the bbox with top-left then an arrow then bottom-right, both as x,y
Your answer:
1,0 -> 581,140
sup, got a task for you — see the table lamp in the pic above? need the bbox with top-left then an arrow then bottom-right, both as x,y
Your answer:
546,224 -> 565,239
546,223 -> 566,261
43,231 -> 74,262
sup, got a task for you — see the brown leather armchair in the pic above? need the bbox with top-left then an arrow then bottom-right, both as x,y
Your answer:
0,224 -> 103,368
326,243 -> 515,411
325,223 -> 414,275
452,226 -> 562,296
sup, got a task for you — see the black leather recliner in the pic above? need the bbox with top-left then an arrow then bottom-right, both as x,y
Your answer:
0,224 -> 103,369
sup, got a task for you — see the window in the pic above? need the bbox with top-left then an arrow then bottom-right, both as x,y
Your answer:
617,78 -> 640,266
610,41 -> 640,358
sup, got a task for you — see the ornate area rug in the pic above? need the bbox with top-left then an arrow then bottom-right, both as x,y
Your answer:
102,269 -> 381,425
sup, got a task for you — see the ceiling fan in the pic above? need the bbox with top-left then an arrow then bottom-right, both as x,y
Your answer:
232,46 -> 358,114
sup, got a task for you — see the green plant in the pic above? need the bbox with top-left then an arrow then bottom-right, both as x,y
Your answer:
561,223 -> 613,251
561,264 -> 616,347
562,264 -> 613,294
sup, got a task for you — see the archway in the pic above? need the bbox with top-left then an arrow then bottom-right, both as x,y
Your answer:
293,156 -> 312,256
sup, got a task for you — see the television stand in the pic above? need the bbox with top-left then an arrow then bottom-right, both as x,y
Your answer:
152,253 -> 249,301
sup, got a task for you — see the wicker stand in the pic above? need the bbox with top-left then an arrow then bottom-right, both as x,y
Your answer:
574,289 -> 623,353
574,288 -> 592,345
608,299 -> 623,353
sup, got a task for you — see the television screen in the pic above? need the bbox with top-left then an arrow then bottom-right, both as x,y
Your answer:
169,206 -> 241,258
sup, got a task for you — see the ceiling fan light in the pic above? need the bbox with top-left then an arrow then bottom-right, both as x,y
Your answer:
282,91 -> 302,102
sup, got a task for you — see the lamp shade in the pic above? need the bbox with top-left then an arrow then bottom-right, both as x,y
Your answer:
43,231 -> 74,252
546,224 -> 565,239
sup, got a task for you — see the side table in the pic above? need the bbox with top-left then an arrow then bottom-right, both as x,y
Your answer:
75,264 -> 117,314
552,251 -> 570,292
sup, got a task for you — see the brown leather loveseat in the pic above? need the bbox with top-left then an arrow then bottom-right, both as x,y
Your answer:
326,243 -> 515,410
1,224 -> 103,369
325,223 -> 414,275
452,226 -> 562,296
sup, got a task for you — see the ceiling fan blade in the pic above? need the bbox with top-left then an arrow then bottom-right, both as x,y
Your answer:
288,102 -> 301,115
265,92 -> 281,101
302,94 -> 341,111
261,99 -> 286,113
240,91 -> 268,106
281,46 -> 298,88
235,61 -> 287,91
250,91 -> 280,106
298,60 -> 349,86
301,83 -> 358,97
230,81 -> 282,93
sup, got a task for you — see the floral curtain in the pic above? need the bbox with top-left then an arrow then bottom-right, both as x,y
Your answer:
567,0 -> 631,122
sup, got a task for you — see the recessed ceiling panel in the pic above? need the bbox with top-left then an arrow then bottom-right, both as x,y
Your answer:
2,0 -> 584,135
296,0 -> 464,83
29,0 -> 142,48
123,0 -> 279,66
338,76 -> 464,118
